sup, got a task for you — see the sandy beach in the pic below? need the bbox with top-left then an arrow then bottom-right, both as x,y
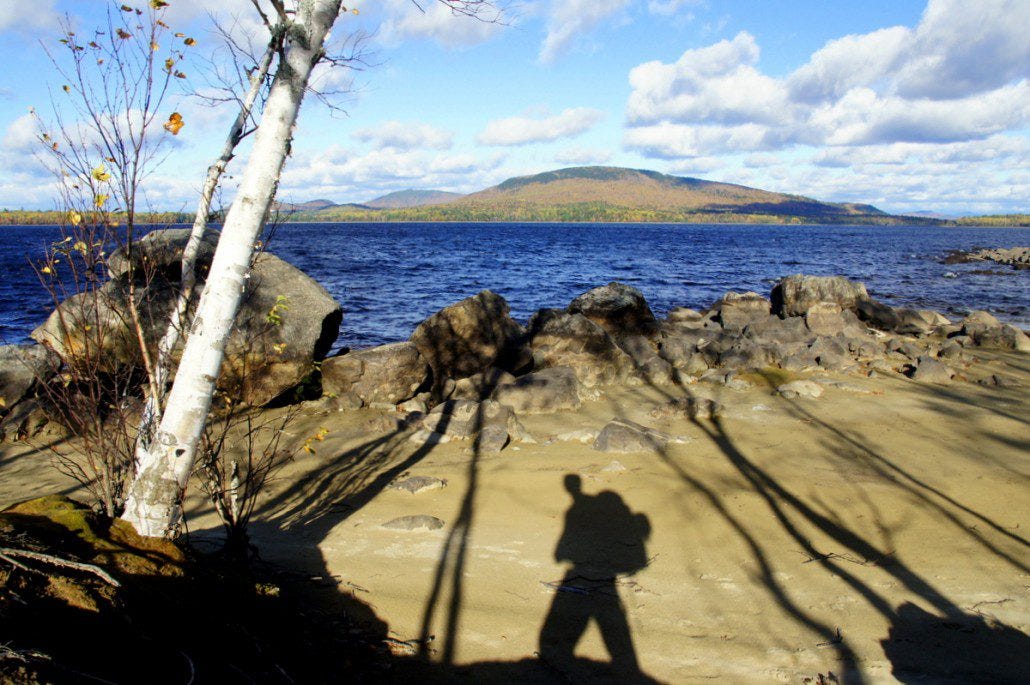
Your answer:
5,350 -> 1026,683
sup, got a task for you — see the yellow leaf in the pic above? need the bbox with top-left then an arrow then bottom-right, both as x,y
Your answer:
94,193 -> 109,207
157,20 -> 169,28
352,8 -> 359,14
150,0 -> 169,8
174,32 -> 184,38
183,37 -> 195,47
41,265 -> 52,274
69,211 -> 81,226
62,85 -> 70,93
120,4 -> 133,11
164,57 -> 174,71
174,70 -> 186,79
91,165 -> 111,182
116,28 -> 132,39
162,111 -> 184,135
150,41 -> 159,51
73,240 -> 88,253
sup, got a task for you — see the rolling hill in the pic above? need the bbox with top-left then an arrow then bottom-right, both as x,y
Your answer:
287,166 -> 932,224
364,189 -> 465,209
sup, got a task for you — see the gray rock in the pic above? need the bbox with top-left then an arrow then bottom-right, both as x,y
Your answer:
381,515 -> 445,531
527,309 -> 633,387
452,367 -> 517,401
969,324 -> 1030,352
492,366 -> 582,414
709,291 -> 771,331
618,334 -> 674,385
567,282 -> 659,339
477,424 -> 510,453
961,310 -> 1002,328
771,275 -> 869,317
409,290 -> 529,387
107,227 -> 219,279
0,344 -> 57,414
777,380 -> 824,399
650,396 -> 723,420
321,342 -> 429,407
388,476 -> 447,494
33,238 -> 342,406
910,356 -> 953,382
805,302 -> 846,337
593,418 -> 671,453
665,307 -> 704,324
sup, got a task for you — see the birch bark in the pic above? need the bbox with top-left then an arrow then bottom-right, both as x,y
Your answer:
135,37 -> 279,452
122,0 -> 344,537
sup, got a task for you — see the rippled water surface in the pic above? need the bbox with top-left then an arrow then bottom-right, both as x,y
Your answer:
2,222 -> 1027,349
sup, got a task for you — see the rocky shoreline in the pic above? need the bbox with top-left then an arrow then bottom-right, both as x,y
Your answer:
943,245 -> 1030,270
2,231 -> 1027,449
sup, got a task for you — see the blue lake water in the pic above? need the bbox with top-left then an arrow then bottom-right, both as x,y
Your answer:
2,222 -> 1027,350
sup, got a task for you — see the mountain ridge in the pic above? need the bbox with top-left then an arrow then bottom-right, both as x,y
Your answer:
293,165 -> 916,224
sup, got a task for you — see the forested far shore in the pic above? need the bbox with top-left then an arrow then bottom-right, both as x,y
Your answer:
1,207 -> 1028,227
0,209 -> 193,226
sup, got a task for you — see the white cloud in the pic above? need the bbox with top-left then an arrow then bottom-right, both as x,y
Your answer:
893,0 -> 1030,99
787,27 -> 910,104
477,107 -> 604,146
627,32 -> 791,127
2,113 -> 39,153
0,0 -> 57,33
538,0 -> 632,64
377,0 -> 503,49
623,121 -> 771,158
352,121 -> 454,151
807,82 -> 1030,146
624,4 -> 1030,165
277,145 -> 503,201
664,155 -> 724,175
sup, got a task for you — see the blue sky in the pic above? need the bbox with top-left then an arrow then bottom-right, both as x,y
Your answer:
0,0 -> 1026,215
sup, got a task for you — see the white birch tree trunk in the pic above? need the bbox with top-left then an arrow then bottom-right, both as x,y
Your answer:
122,0 -> 344,537
135,38 -> 279,452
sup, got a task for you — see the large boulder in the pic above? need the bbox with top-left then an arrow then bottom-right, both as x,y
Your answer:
567,282 -> 659,340
771,275 -> 869,317
107,227 -> 219,281
492,366 -> 582,414
321,342 -> 429,407
527,309 -> 633,387
856,300 -> 947,336
409,290 -> 529,386
970,324 -> 1030,352
0,344 -> 57,414
708,292 -> 771,331
32,230 -> 342,406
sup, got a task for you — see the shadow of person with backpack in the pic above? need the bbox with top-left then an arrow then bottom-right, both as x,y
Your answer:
538,474 -> 654,682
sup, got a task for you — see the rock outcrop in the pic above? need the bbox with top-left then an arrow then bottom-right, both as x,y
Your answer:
409,290 -> 530,391
321,342 -> 429,407
31,229 -> 342,406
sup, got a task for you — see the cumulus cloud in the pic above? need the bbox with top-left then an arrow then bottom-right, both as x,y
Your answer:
624,2 -> 1030,164
477,107 -> 604,146
627,32 -> 791,127
893,0 -> 1030,99
787,27 -> 910,104
278,145 -> 502,201
538,0 -> 632,64
352,121 -> 454,151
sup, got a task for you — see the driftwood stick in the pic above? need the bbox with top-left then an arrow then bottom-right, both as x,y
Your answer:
0,547 -> 121,587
